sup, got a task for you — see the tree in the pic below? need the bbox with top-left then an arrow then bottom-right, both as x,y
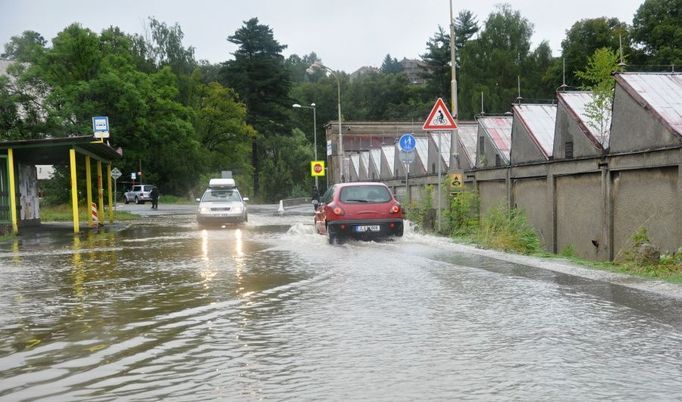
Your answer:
420,26 -> 451,101
559,18 -> 630,87
576,48 -> 623,145
286,52 -> 322,83
631,0 -> 682,67
454,10 -> 479,69
458,4 -> 539,118
1,31 -> 46,62
192,81 -> 254,177
380,54 -> 402,74
221,18 -> 292,200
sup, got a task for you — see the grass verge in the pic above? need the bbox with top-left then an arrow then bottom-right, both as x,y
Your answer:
40,204 -> 140,222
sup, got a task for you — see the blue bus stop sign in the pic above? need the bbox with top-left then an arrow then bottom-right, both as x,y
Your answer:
399,133 -> 416,152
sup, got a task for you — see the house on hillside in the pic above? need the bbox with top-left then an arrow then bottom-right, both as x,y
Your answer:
553,92 -> 609,159
476,116 -> 512,168
399,58 -> 426,85
510,104 -> 557,164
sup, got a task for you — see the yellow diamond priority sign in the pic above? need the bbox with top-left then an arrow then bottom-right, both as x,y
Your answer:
310,161 -> 325,177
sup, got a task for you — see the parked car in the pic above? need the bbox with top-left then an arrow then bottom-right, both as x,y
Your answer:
314,182 -> 403,244
196,178 -> 248,226
124,184 -> 156,204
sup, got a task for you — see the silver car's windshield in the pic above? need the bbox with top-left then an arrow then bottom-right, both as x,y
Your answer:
201,189 -> 241,202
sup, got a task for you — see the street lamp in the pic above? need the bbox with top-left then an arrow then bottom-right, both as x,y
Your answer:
292,102 -> 318,188
306,61 -> 343,183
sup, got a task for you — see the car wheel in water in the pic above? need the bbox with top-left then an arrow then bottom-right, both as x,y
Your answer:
124,197 -> 129,205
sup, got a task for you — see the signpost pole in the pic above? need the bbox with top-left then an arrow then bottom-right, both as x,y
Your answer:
405,163 -> 409,204
437,132 -> 441,233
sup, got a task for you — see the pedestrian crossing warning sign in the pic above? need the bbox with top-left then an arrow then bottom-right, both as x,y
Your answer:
423,98 -> 457,130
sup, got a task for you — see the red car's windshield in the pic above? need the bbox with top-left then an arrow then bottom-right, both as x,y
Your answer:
339,185 -> 392,203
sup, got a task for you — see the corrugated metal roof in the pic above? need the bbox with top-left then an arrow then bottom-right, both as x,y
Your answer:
513,104 -> 557,158
415,137 -> 429,170
381,145 -> 395,173
430,131 -> 451,168
370,148 -> 382,176
559,91 -> 610,147
457,123 -> 478,167
478,116 -> 512,162
618,73 -> 682,136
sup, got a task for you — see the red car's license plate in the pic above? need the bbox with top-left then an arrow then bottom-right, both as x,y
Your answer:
355,225 -> 380,232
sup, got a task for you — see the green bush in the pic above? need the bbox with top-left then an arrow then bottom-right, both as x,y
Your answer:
444,190 -> 480,237
405,185 -> 433,232
477,205 -> 540,255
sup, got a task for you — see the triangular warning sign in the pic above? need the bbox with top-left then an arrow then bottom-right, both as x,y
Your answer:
423,98 -> 457,130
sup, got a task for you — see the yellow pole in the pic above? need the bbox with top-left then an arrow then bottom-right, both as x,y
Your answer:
69,148 -> 80,233
97,160 -> 104,226
85,155 -> 93,227
7,148 -> 18,234
107,163 -> 114,224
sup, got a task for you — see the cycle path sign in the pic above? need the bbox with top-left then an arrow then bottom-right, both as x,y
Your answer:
423,97 -> 457,130
399,133 -> 416,152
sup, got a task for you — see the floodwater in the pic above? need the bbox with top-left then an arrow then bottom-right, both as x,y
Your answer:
0,205 -> 681,401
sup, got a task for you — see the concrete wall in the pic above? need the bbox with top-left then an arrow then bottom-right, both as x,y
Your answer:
478,180 -> 507,216
512,177 -> 550,247
612,166 -> 680,257
476,127 -> 506,168
555,172 -> 605,260
553,102 -> 602,159
510,119 -> 543,164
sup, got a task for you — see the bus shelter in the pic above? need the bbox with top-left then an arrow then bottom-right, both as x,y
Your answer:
0,136 -> 122,234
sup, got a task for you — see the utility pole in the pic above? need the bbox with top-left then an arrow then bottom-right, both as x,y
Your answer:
449,0 -> 458,120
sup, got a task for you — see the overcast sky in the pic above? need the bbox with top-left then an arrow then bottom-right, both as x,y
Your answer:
1,0 -> 645,73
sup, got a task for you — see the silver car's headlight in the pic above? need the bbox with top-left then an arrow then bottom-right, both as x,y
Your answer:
232,205 -> 243,213
199,207 -> 211,214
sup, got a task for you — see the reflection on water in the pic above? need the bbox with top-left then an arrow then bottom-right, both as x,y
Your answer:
0,216 -> 681,401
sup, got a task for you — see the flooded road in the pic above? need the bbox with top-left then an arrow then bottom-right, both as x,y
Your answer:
1,204 -> 681,401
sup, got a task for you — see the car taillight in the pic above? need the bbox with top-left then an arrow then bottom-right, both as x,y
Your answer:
333,206 -> 344,215
390,205 -> 401,214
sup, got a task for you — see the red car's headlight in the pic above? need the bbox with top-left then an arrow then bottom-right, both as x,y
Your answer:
390,204 -> 401,214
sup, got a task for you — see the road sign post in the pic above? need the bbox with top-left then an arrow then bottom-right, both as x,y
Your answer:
424,98 -> 457,233
399,150 -> 415,204
111,167 -> 122,210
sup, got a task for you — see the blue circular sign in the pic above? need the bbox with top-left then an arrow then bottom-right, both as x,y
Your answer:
399,133 -> 416,152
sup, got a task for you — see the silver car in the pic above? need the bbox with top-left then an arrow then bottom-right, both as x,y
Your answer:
124,184 -> 155,204
197,186 -> 248,226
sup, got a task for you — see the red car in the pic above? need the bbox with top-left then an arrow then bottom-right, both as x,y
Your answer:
314,182 -> 404,243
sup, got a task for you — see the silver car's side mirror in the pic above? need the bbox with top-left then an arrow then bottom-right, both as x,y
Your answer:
243,197 -> 249,202
195,198 -> 201,202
